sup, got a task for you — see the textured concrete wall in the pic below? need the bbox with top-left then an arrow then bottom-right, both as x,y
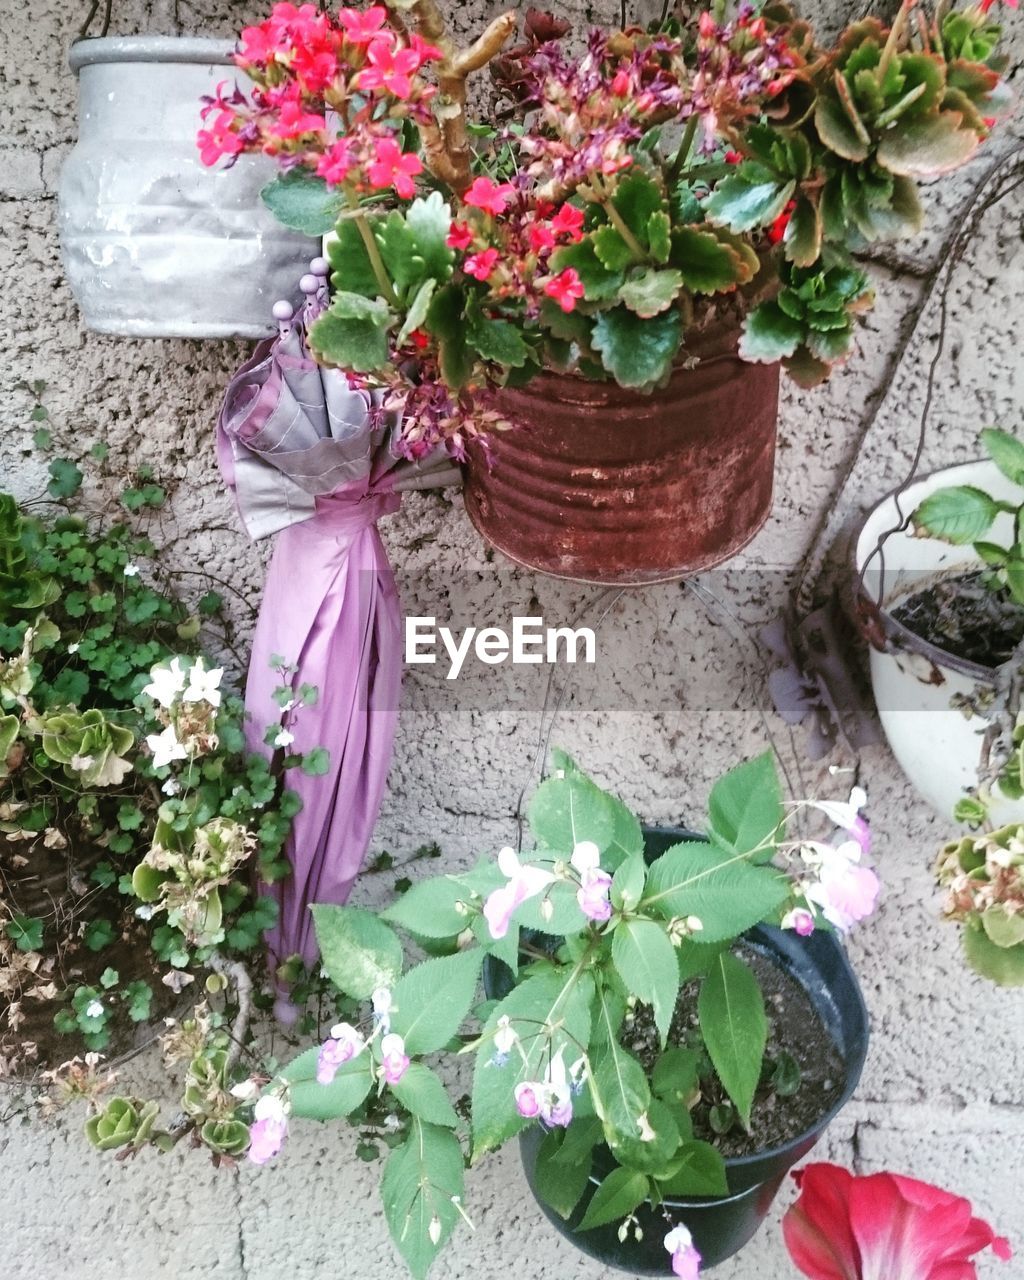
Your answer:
2,0 -> 1024,1276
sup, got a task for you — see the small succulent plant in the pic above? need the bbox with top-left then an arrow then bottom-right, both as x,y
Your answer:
85,1096 -> 161,1152
39,707 -> 135,788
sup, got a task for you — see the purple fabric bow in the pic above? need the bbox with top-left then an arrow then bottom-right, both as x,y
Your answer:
216,265 -> 457,1012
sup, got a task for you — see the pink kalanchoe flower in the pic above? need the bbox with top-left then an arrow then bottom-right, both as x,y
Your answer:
464,248 -> 502,282
665,1224 -> 702,1279
337,4 -> 389,45
782,1163 -> 1011,1280
316,138 -> 355,186
358,40 -> 422,99
543,267 -> 585,313
316,1021 -> 364,1084
447,221 -> 474,249
527,221 -> 556,253
463,176 -> 516,216
514,1082 -> 541,1118
551,203 -> 585,241
380,1033 -> 410,1085
196,112 -> 243,167
367,137 -> 423,198
482,846 -> 557,939
267,87 -> 326,139
408,33 -> 444,67
248,1095 -> 288,1165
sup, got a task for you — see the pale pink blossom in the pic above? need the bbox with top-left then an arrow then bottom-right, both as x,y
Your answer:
483,847 -> 557,939
316,1022 -> 364,1084
665,1224 -> 702,1278
380,1032 -> 409,1085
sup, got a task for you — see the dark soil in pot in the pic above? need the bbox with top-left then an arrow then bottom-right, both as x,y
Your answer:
622,943 -> 844,1159
891,571 -> 1024,667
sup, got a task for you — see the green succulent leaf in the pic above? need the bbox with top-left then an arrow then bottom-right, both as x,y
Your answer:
705,174 -> 796,233
876,113 -> 979,178
591,307 -> 682,391
618,268 -> 683,318
261,170 -> 345,235
738,301 -> 804,363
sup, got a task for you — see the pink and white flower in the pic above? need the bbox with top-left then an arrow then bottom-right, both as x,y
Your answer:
782,907 -> 816,937
316,1022 -> 364,1084
807,786 -> 871,855
248,1094 -> 289,1165
571,840 -> 613,923
514,1049 -> 574,1128
804,841 -> 880,932
665,1224 -> 702,1278
482,847 -> 557,939
380,1032 -> 410,1085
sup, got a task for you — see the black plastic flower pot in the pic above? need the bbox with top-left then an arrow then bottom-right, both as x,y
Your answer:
485,826 -> 870,1274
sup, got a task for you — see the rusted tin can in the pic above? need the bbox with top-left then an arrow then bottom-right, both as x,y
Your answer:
462,327 -> 780,585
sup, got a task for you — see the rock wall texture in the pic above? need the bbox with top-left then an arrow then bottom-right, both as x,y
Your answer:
2,0 -> 1024,1277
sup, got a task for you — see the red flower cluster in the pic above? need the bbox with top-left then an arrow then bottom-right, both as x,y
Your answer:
198,2 -> 438,203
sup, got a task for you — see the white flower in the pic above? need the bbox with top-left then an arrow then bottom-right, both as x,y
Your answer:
161,777 -> 181,796
67,642 -> 80,654
146,724 -> 189,770
123,563 -> 139,577
69,754 -> 95,773
143,657 -> 188,709
570,841 -> 601,873
254,1093 -> 289,1123
372,987 -> 393,1033
428,1217 -> 442,1245
273,729 -> 295,748
183,656 -> 223,708
85,1000 -> 104,1019
134,905 -> 155,921
230,1079 -> 260,1101
493,1014 -> 517,1055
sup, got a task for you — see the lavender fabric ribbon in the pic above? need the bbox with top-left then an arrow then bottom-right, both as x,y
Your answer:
215,266 -> 458,1003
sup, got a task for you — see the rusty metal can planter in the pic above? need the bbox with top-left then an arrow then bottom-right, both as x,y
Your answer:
461,328 -> 780,585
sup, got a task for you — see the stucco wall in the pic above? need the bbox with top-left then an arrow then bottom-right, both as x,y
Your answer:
2,0 -> 1024,1276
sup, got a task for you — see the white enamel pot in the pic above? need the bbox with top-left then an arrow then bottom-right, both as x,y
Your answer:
854,459 -> 1024,823
58,37 -> 318,339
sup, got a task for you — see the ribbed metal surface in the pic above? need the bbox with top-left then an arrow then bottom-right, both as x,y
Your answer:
58,38 -> 317,339
463,330 -> 780,585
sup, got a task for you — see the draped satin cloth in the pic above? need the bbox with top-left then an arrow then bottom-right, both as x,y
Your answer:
244,487 -> 403,980
216,286 -> 457,1009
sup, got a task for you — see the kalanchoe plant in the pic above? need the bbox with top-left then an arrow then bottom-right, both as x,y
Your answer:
937,823 -> 1024,985
166,750 -> 877,1279
202,0 -> 1012,456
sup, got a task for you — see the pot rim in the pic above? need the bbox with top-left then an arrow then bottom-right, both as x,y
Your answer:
69,35 -> 235,73
850,457 -> 998,685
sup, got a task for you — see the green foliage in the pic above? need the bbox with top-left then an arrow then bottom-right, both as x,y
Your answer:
698,952 -> 767,1129
312,904 -> 404,998
261,170 -> 347,235
381,1118 -> 465,1280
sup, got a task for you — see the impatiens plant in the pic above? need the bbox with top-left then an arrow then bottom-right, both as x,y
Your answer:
194,750 -> 878,1278
202,0 -> 1012,456
782,1162 -> 1011,1279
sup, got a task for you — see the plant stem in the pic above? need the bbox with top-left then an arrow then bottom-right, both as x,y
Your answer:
591,174 -> 647,262
347,191 -> 399,306
667,115 -> 699,184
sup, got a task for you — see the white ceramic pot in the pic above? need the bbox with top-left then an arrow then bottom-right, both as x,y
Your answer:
854,459 -> 1024,823
58,37 -> 317,339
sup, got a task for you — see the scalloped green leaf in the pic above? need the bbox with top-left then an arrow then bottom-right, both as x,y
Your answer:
876,113 -> 979,177
738,301 -> 803,363
706,174 -> 796,234
618,268 -> 683,318
591,307 -> 682,391
261,170 -> 345,235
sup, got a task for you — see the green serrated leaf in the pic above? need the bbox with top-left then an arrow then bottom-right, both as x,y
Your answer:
389,949 -> 483,1054
389,1061 -> 460,1127
618,268 -> 683,318
382,876 -> 471,939
591,307 -> 682,391
381,1119 -> 464,1280
981,428 -> 1024,487
698,952 -> 767,1128
738,301 -> 803,363
705,174 -> 796,233
708,752 -> 783,858
643,843 -> 788,941
311,904 -> 404,999
577,1167 -> 650,1231
532,1128 -> 593,1219
612,920 -> 679,1047
912,485 -> 1001,544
